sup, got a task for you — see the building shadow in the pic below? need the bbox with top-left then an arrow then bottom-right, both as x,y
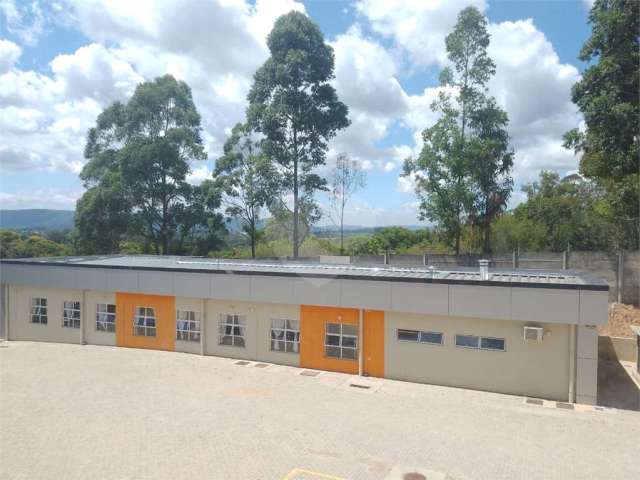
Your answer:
597,360 -> 640,411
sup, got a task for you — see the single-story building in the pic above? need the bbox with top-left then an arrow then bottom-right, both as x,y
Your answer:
0,255 -> 609,404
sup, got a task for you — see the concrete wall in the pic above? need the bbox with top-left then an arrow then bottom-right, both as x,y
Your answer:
370,250 -> 639,305
7,285 -> 83,344
598,336 -> 636,362
203,299 -> 300,366
84,291 -> 116,346
384,312 -> 571,401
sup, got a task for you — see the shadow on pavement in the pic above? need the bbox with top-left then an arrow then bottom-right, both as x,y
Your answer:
597,360 -> 640,411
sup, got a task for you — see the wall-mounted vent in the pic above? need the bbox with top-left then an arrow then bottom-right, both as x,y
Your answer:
524,326 -> 544,343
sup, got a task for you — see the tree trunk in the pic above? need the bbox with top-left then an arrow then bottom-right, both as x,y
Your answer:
292,130 -> 299,259
250,218 -> 256,259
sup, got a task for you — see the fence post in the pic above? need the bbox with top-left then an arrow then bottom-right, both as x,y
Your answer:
384,250 -> 389,265
562,251 -> 568,270
423,252 -> 428,266
617,250 -> 624,304
512,250 -> 519,269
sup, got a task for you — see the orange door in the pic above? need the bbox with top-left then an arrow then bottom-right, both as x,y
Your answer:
363,310 -> 384,377
115,292 -> 175,351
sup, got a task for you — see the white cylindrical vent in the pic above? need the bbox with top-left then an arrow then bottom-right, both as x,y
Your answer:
479,259 -> 490,280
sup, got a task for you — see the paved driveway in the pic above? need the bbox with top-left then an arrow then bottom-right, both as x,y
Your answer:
1,342 -> 638,480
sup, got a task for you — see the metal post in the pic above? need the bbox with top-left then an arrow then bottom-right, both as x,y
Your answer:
384,251 -> 389,265
568,324 -> 576,403
617,250 -> 624,304
512,250 -> 519,269
358,309 -> 364,376
422,252 -> 427,266
200,298 -> 206,356
562,251 -> 568,270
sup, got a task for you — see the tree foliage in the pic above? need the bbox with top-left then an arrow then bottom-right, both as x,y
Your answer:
76,75 -> 222,255
404,6 -> 512,254
215,123 -> 279,258
247,11 -> 349,258
0,230 -> 71,258
563,0 -> 639,249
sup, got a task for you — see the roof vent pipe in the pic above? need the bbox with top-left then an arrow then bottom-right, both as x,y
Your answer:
479,259 -> 490,280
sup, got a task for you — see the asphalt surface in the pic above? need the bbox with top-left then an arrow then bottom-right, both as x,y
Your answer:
1,341 -> 638,480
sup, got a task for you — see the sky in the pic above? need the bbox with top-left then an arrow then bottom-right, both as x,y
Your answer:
0,0 -> 595,227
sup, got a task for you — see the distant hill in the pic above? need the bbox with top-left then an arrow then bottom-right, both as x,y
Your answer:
0,209 -> 75,231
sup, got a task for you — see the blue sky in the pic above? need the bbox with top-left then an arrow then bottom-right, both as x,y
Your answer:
0,0 -> 593,226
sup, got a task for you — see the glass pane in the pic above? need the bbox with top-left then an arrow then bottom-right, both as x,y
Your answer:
481,337 -> 505,351
398,329 -> 419,342
41,318 -> 47,324
136,307 -> 145,316
341,336 -> 357,348
285,331 -> 297,342
456,335 -> 479,348
420,332 -> 443,345
146,318 -> 156,327
191,332 -> 200,342
40,308 -> 47,316
147,327 -> 156,337
31,315 -> 39,323
219,335 -> 233,346
233,336 -> 245,347
341,348 -> 357,360
236,316 -> 246,326
271,319 -> 285,329
270,340 -> 282,351
326,323 -> 340,334
286,320 -> 299,330
272,329 -> 284,340
325,346 -> 340,358
107,304 -> 116,314
107,324 -> 115,333
342,324 -> 357,336
325,334 -> 340,346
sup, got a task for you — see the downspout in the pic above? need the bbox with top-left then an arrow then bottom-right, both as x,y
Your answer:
568,324 -> 576,403
358,308 -> 364,376
81,290 -> 87,345
200,298 -> 206,356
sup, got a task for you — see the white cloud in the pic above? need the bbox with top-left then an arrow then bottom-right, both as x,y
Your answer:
0,0 -> 46,45
0,38 -> 21,73
356,0 -> 486,66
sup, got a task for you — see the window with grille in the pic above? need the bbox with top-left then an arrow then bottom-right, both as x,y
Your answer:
63,300 -> 81,329
270,319 -> 300,353
96,304 -> 116,332
218,314 -> 245,347
30,297 -> 47,324
134,307 -> 156,337
324,323 -> 357,360
176,310 -> 200,342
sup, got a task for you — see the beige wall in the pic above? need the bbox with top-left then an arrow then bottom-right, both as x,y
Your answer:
175,296 -> 203,354
203,299 -> 299,366
8,285 -> 83,344
385,312 -> 571,401
84,291 -> 116,346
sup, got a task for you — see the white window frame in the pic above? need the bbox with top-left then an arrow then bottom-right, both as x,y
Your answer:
397,329 -> 443,346
455,334 -> 506,352
96,303 -> 116,332
176,310 -> 200,342
324,322 -> 358,360
30,297 -> 47,325
134,307 -> 156,337
62,300 -> 81,329
270,318 -> 300,354
218,314 -> 246,348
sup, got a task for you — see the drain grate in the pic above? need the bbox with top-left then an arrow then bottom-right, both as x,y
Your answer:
349,383 -> 370,390
234,360 -> 250,366
526,397 -> 543,406
300,370 -> 320,377
254,363 -> 269,368
556,402 -> 575,410
403,473 -> 427,480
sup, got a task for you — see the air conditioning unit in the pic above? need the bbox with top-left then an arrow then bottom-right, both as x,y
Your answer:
524,326 -> 544,343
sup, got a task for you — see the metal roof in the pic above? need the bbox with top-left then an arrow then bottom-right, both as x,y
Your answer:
0,255 -> 608,290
